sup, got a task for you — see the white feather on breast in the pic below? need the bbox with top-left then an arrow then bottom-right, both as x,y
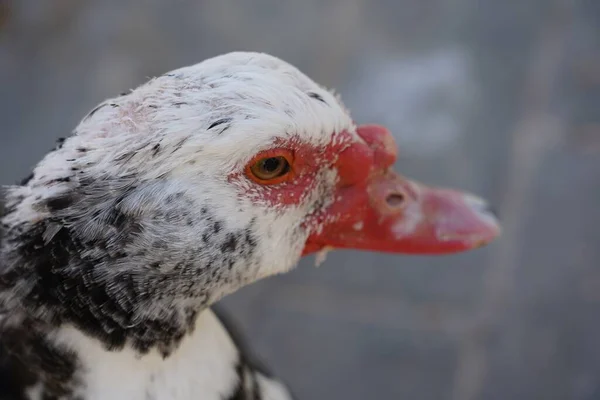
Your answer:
51,310 -> 240,400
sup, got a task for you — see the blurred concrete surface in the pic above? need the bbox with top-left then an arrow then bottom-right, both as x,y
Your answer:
1,0 -> 599,399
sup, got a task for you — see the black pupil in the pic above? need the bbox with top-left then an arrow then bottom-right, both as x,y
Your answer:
262,157 -> 282,173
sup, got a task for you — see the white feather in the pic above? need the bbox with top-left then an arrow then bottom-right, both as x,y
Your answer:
51,310 -> 285,400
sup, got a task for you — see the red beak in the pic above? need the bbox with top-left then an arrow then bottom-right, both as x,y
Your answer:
303,125 -> 501,256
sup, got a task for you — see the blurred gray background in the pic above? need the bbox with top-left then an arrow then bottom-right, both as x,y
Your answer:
1,0 -> 599,399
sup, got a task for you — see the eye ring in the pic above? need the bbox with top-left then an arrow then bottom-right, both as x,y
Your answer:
245,149 -> 294,185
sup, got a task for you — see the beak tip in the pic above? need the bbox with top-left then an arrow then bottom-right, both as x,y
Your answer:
463,194 -> 500,223
443,193 -> 502,250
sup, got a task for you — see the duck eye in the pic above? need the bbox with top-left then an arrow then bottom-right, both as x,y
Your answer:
250,156 -> 290,181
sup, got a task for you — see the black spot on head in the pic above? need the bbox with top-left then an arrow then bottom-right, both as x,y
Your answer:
55,137 -> 66,149
171,137 -> 190,154
213,221 -> 222,234
152,143 -> 161,157
113,151 -> 137,163
244,227 -> 257,249
152,238 -> 169,250
307,92 -> 327,105
19,172 -> 34,186
105,207 -> 128,230
221,233 -> 238,253
165,210 -> 181,223
173,102 -> 188,108
165,192 -> 185,203
45,194 -> 75,212
84,103 -> 107,120
207,117 -> 233,134
49,177 -> 71,184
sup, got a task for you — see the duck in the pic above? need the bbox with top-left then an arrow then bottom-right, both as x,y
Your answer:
0,51 -> 500,400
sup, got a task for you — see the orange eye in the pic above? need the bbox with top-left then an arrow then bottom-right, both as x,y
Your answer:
246,150 -> 294,185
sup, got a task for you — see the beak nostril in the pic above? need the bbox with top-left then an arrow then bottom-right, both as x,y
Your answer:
385,193 -> 405,208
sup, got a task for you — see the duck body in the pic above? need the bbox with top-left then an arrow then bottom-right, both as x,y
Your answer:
0,52 -> 499,399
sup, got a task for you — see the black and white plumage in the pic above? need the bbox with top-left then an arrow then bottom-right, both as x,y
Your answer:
0,52 -> 500,400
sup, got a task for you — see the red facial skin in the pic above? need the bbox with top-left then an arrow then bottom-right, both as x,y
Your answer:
236,136 -> 350,207
235,125 -> 501,256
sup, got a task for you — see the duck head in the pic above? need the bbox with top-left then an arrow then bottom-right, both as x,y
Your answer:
0,52 -> 500,355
